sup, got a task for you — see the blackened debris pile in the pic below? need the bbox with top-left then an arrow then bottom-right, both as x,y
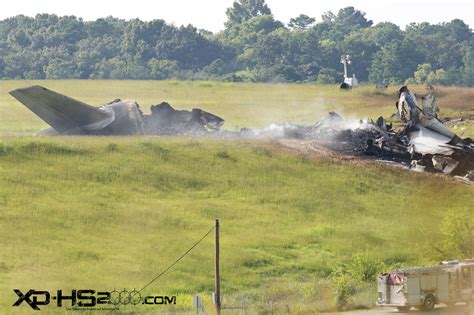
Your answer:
145,102 -> 224,135
243,112 -> 473,180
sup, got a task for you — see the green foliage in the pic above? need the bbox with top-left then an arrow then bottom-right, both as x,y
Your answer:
347,253 -> 385,283
288,14 -> 316,30
0,4 -> 471,85
332,7 -> 373,29
434,209 -> 473,260
44,58 -> 81,79
407,63 -> 448,85
369,40 -> 422,84
340,29 -> 378,80
319,6 -> 373,41
330,252 -> 384,309
366,22 -> 403,47
462,48 -> 474,86
317,68 -> 339,84
331,266 -> 358,309
225,0 -> 272,27
147,58 -> 178,79
427,69 -> 447,84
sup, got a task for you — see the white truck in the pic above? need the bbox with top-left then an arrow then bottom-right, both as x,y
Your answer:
377,259 -> 474,311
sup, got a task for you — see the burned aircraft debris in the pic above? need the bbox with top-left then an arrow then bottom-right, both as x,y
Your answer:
238,86 -> 473,179
9,86 -> 224,136
8,85 -> 474,180
145,102 -> 224,135
244,111 -> 473,179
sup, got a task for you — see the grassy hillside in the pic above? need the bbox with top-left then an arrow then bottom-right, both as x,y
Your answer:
0,81 -> 473,313
1,80 -> 473,137
0,137 -> 472,313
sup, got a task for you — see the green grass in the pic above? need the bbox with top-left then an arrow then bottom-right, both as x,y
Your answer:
0,137 -> 472,313
1,80 -> 473,136
0,81 -> 473,313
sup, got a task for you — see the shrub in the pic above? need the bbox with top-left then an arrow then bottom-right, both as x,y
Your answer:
347,252 -> 385,283
331,266 -> 357,310
434,209 -> 472,260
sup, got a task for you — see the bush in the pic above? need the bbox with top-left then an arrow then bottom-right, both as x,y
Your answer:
331,266 -> 357,310
330,253 -> 384,310
434,209 -> 472,260
406,63 -> 448,85
347,252 -> 385,283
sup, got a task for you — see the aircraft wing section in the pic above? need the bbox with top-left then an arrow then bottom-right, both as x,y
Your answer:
9,85 -> 112,133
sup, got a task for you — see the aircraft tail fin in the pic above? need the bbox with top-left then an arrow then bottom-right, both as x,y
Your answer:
9,85 -> 112,133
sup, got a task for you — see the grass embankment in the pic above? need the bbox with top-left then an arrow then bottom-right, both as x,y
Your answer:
0,81 -> 472,313
0,137 -> 472,313
1,80 -> 473,137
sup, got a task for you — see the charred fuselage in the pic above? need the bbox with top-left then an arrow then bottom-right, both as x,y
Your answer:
9,86 -> 224,136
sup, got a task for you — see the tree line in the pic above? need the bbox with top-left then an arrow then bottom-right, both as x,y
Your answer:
0,0 -> 472,86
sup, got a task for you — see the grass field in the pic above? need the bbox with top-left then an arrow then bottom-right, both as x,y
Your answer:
1,80 -> 473,136
0,81 -> 473,314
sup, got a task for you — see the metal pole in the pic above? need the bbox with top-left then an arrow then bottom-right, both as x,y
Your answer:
343,60 -> 348,79
471,228 -> 473,258
215,219 -> 221,315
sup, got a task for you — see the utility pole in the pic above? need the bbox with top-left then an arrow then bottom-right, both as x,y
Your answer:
470,227 -> 473,258
215,218 -> 221,315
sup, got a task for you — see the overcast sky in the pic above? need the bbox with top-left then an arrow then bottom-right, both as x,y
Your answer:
1,0 -> 472,32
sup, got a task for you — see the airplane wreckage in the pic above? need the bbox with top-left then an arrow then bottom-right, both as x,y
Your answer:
9,85 -> 474,180
9,86 -> 224,136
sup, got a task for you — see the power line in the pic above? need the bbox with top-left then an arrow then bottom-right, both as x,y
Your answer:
139,225 -> 215,292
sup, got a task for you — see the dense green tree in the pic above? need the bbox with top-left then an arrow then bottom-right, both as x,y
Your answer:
405,21 -> 469,70
443,19 -> 472,43
0,5 -> 471,85
462,48 -> 474,86
44,58 -> 81,79
222,14 -> 283,50
85,17 -> 126,38
288,14 -> 316,30
319,7 -> 373,41
317,68 -> 339,84
368,40 -> 422,84
154,24 -> 222,69
225,0 -> 272,27
317,38 -> 342,76
333,7 -> 373,29
147,59 -> 178,79
365,22 -> 403,47
339,29 -> 378,81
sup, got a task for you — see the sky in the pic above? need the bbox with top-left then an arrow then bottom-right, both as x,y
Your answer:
1,0 -> 472,32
